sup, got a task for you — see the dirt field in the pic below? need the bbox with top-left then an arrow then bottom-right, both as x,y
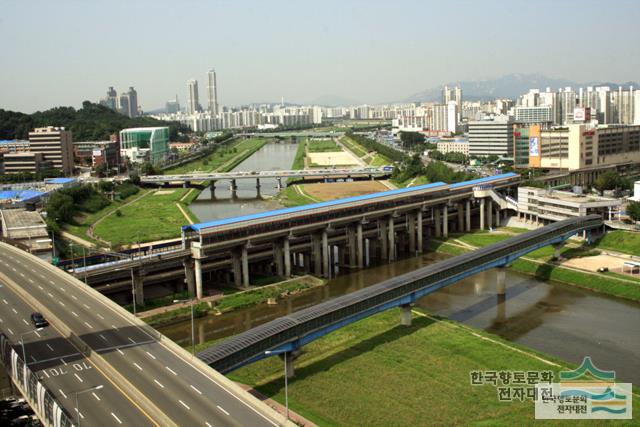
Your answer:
307,151 -> 359,166
302,181 -> 388,201
561,254 -> 628,272
154,190 -> 176,195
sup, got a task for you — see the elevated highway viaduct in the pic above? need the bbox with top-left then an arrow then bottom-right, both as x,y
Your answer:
75,173 -> 520,304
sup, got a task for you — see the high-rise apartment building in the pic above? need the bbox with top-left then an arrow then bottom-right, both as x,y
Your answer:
28,126 -> 74,175
207,69 -> 219,116
514,106 -> 553,124
118,93 -> 130,118
127,87 -> 139,117
442,85 -> 462,123
468,117 -> 514,157
100,87 -> 118,110
166,96 -> 180,114
187,79 -> 201,114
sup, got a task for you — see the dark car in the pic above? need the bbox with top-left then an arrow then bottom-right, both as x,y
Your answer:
30,312 -> 48,328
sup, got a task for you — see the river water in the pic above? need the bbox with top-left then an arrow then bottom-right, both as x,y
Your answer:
189,140 -> 298,222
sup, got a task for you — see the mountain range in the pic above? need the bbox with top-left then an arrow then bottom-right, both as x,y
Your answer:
401,73 -> 639,103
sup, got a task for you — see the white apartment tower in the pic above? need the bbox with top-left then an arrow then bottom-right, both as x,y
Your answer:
207,69 -> 219,116
187,79 -> 201,114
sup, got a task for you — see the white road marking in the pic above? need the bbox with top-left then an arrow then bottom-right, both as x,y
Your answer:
154,379 -> 164,388
37,285 -> 43,290
112,325 -> 119,331
205,423 -> 213,427
116,349 -> 124,356
189,384 -> 202,395
46,344 -> 54,352
74,408 -> 85,419
0,317 -> 3,323
47,292 -> 53,297
133,363 -> 143,371
127,337 -> 135,344
12,308 -> 17,314
96,314 -> 104,320
166,366 -> 177,376
11,267 -> 16,272
59,389 -> 68,399
145,351 -> 156,360
2,299 -> 7,304
22,319 -> 28,325
179,400 -> 190,410
49,280 -> 55,285
19,272 -> 24,277
71,311 -> 78,317
92,392 -> 101,401
7,328 -> 13,335
58,300 -> 65,307
83,321 -> 93,329
30,355 -> 36,362
99,334 -> 108,342
111,413 -> 123,424
59,287 -> 66,293
83,304 -> 90,309
74,373 -> 83,383
71,295 -> 78,300
61,358 -> 67,365
34,330 -> 40,337
217,405 -> 230,416
28,279 -> 34,283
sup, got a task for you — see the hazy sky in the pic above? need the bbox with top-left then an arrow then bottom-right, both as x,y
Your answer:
1,0 -> 639,113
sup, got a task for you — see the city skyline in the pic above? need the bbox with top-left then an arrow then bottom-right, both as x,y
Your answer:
1,0 -> 639,113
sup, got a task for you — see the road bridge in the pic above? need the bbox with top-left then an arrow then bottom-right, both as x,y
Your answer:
141,166 -> 393,197
0,243 -> 283,426
74,173 -> 521,304
197,215 -> 603,376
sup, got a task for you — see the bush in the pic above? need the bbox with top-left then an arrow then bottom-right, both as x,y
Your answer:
115,183 -> 139,199
115,209 -> 122,217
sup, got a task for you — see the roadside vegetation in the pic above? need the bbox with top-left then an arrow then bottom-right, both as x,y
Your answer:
225,308 -> 639,426
593,230 -> 640,255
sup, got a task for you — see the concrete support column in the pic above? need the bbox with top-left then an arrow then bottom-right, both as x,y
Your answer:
487,199 -> 493,230
209,181 -> 216,199
241,245 -> 249,288
133,273 -> 145,306
256,178 -> 261,198
465,199 -> 471,231
388,216 -> 395,262
480,198 -> 486,230
276,177 -> 283,191
347,226 -> 357,268
442,205 -> 448,238
183,259 -> 196,297
194,258 -> 203,299
312,233 -> 322,275
283,238 -> 291,277
232,251 -> 242,288
230,179 -> 238,198
457,203 -> 464,232
284,352 -> 295,379
400,304 -> 412,326
274,242 -> 284,277
356,222 -> 364,269
434,207 -> 441,238
322,229 -> 330,278
496,267 -> 506,296
407,213 -> 416,254
553,242 -> 565,260
183,181 -> 190,189
417,210 -> 423,254
379,219 -> 388,261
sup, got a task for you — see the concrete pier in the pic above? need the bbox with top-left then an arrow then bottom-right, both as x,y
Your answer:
230,179 -> 238,198
388,216 -> 395,262
480,198 -> 486,230
400,304 -> 412,326
209,181 -> 216,199
195,258 -> 203,299
496,267 -> 506,296
133,273 -> 145,306
465,199 -> 471,231
408,213 -> 416,254
417,209 -> 423,253
434,207 -> 441,237
283,237 -> 291,277
241,245 -> 249,288
442,205 -> 448,238
183,259 -> 196,297
322,229 -> 330,278
356,222 -> 364,268
379,219 -> 388,260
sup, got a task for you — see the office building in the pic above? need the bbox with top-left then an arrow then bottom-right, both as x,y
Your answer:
118,92 -> 131,118
0,140 -> 30,153
514,106 -> 553,124
28,126 -> 74,175
2,152 -> 48,174
436,138 -> 469,155
512,124 -> 540,169
100,86 -> 138,117
166,96 -> 180,114
529,124 -> 640,170
517,186 -> 620,224
100,87 -> 118,110
187,79 -> 201,114
207,69 -> 219,116
468,117 -> 514,157
126,87 -> 139,117
442,85 -> 462,123
119,127 -> 169,164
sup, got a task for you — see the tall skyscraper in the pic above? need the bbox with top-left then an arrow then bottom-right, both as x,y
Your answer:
207,69 -> 219,116
118,93 -> 131,118
442,85 -> 462,123
187,79 -> 200,114
127,87 -> 139,117
166,95 -> 180,114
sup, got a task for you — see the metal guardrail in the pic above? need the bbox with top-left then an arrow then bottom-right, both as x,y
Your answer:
198,215 -> 603,373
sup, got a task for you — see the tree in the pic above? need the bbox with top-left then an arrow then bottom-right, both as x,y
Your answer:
399,131 -> 425,150
140,162 -> 160,176
627,201 -> 640,222
593,171 -> 621,194
94,163 -> 108,178
46,192 -> 75,223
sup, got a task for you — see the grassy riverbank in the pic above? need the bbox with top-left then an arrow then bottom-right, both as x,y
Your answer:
223,308 -> 639,426
429,231 -> 640,302
593,230 -> 640,255
142,276 -> 324,328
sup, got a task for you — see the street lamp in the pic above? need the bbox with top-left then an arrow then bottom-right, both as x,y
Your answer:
265,349 -> 289,422
173,297 -> 195,356
75,384 -> 103,427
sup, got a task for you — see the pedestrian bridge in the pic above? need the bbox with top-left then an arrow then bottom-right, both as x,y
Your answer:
198,215 -> 603,374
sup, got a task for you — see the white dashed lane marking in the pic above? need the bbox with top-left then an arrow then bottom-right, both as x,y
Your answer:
154,379 -> 164,389
133,363 -> 143,371
74,373 -> 83,383
111,413 -> 123,424
145,351 -> 156,360
217,405 -> 230,416
179,400 -> 190,410
190,384 -> 202,395
166,366 -> 177,376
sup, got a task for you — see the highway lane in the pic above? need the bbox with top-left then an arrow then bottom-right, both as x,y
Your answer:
0,277 -> 156,426
0,244 -> 279,427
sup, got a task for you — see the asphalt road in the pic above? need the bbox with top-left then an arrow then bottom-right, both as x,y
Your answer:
0,244 -> 279,427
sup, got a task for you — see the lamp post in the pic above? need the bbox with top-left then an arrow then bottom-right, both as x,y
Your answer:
265,350 -> 289,422
173,297 -> 195,356
75,384 -> 103,427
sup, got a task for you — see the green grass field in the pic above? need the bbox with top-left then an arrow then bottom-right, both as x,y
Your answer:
228,308 -> 639,426
165,138 -> 268,174
593,230 -> 640,255
339,136 -> 369,157
307,139 -> 341,152
277,185 -> 319,207
291,138 -> 307,170
92,188 -> 193,246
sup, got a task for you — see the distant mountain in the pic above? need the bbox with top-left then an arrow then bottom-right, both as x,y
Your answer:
402,73 -> 640,103
307,95 -> 360,107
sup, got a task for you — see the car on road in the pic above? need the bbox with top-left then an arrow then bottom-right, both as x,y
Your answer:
30,312 -> 48,328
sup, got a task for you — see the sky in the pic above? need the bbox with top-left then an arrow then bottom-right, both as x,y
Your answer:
1,0 -> 639,113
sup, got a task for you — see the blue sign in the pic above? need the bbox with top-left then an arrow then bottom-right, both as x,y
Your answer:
529,137 -> 539,156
